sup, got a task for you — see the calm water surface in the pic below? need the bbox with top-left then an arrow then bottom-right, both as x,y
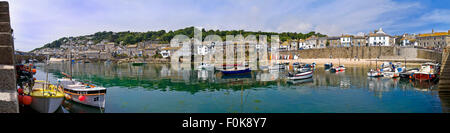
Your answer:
34,63 -> 446,113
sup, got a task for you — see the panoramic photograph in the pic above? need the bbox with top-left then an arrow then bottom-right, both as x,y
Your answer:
1,0 -> 449,129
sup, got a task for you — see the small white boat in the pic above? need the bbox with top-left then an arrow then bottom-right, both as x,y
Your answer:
383,71 -> 400,78
28,80 -> 64,113
57,78 -> 107,108
367,69 -> 383,77
288,71 -> 313,80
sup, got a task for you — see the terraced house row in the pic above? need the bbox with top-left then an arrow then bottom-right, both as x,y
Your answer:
281,28 -> 450,51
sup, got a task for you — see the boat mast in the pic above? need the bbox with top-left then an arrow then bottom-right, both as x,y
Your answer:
45,55 -> 49,92
69,39 -> 73,81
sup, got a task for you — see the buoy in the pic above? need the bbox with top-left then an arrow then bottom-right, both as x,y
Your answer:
65,94 -> 72,100
18,95 -> 23,105
23,96 -> 32,105
17,88 -> 23,94
78,95 -> 86,102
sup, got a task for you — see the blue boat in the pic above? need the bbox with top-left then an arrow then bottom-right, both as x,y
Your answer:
221,68 -> 251,75
324,63 -> 333,70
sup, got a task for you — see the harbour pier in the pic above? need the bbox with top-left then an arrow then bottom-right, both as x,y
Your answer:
0,1 -> 18,113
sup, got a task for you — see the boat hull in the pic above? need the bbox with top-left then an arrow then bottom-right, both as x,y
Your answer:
221,68 -> 251,75
367,72 -> 383,77
288,71 -> 313,80
383,72 -> 400,78
30,97 -> 64,113
413,73 -> 437,81
65,92 -> 106,108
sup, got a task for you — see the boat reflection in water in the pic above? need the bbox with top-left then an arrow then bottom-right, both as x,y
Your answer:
287,78 -> 313,85
35,63 -> 445,113
62,100 -> 104,113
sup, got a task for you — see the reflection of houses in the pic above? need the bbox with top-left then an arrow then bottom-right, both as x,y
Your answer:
256,71 -> 279,81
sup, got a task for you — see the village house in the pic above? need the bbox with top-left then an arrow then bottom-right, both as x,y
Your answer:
352,36 -> 366,47
305,36 -> 318,49
340,35 -> 352,47
160,47 -> 181,58
279,41 -> 289,51
290,39 -> 298,50
368,28 -> 393,46
417,29 -> 450,49
126,44 -> 139,57
298,39 -> 306,49
84,50 -> 100,59
317,37 -> 327,48
327,36 -> 340,48
400,33 -> 418,46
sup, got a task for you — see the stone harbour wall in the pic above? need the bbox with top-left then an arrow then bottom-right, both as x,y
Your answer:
280,46 -> 442,61
0,1 -> 18,113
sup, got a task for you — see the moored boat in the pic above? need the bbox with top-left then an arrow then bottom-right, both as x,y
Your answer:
399,68 -> 419,79
367,69 -> 383,77
221,68 -> 251,75
27,80 -> 64,113
324,63 -> 333,70
330,65 -> 345,73
57,78 -> 107,108
288,70 -> 313,80
413,63 -> 439,81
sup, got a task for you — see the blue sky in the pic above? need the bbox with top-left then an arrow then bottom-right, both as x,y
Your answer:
5,0 -> 450,51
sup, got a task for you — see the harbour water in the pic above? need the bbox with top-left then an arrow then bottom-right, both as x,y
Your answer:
34,63 -> 445,113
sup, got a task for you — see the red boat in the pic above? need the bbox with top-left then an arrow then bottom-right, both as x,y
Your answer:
413,63 -> 439,81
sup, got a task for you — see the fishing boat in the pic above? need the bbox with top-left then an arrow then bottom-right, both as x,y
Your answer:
132,61 -> 146,66
27,80 -> 64,113
57,78 -> 107,108
330,65 -> 345,73
383,70 -> 400,78
399,68 -> 419,79
413,63 -> 440,81
288,70 -> 313,80
367,69 -> 384,77
221,68 -> 251,75
324,63 -> 333,70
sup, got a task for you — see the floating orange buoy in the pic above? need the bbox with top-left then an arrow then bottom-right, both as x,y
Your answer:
78,95 -> 86,101
65,94 -> 72,100
18,95 -> 23,105
23,96 -> 32,105
17,88 -> 23,94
